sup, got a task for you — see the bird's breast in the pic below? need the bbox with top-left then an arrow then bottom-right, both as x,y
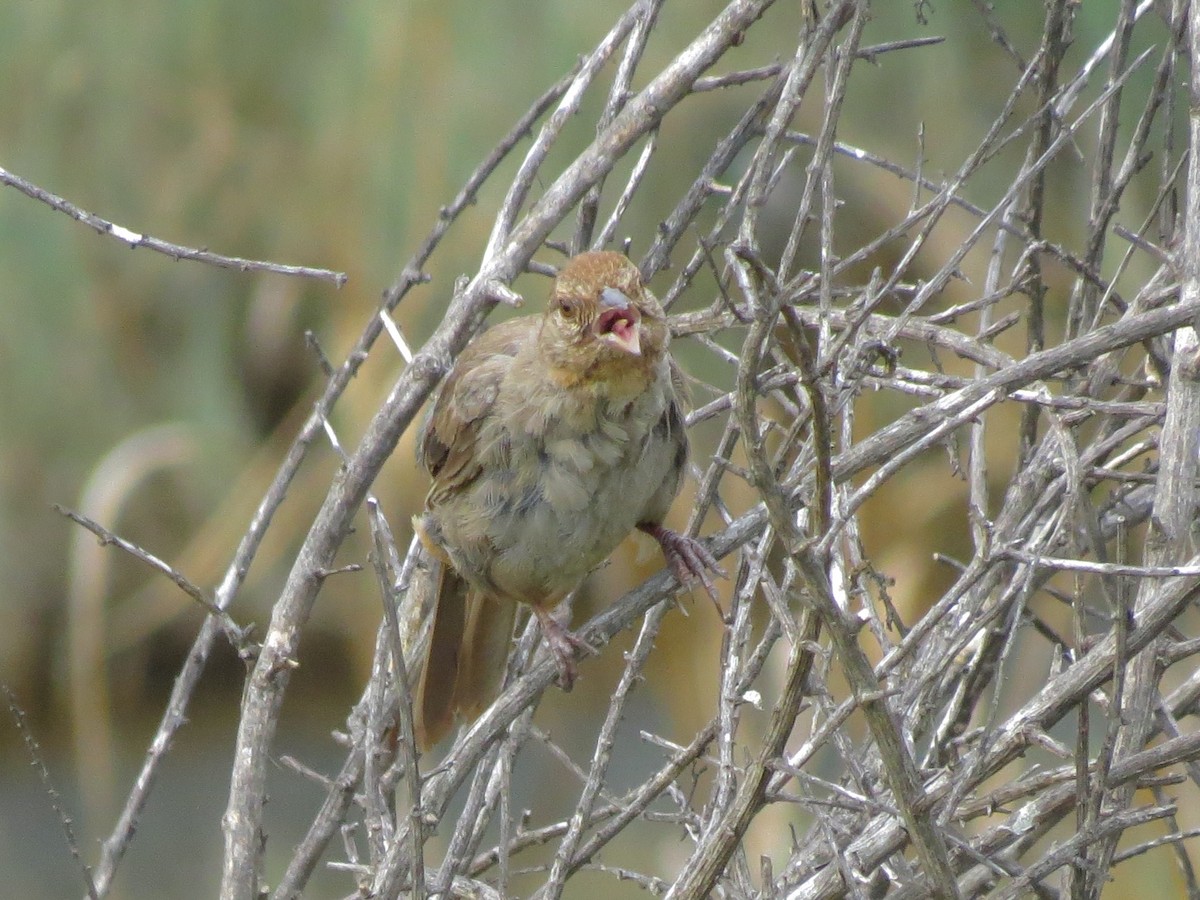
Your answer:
451,368 -> 680,603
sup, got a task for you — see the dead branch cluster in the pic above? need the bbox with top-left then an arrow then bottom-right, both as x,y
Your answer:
23,1 -> 1200,897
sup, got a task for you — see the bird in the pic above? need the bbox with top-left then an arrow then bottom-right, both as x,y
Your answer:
412,250 -> 720,750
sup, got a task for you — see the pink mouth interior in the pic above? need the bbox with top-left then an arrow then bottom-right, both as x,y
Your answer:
596,307 -> 638,339
608,315 -> 635,343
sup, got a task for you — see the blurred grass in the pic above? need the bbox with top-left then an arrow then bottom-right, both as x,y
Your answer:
0,2 -> 1182,897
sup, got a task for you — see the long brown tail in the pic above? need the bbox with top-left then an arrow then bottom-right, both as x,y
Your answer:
415,564 -> 467,751
455,590 -> 518,722
414,567 -> 517,750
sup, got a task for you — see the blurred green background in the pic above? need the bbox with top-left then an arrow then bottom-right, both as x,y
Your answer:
0,2 -> 1182,897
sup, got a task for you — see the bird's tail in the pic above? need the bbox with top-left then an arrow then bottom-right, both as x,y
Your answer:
415,563 -> 467,750
456,588 -> 518,722
415,565 -> 517,750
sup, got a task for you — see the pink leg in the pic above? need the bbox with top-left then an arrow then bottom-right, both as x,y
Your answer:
638,523 -> 724,612
532,605 -> 595,691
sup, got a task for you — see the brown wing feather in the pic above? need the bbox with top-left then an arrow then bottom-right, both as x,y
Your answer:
418,318 -> 537,506
414,318 -> 537,748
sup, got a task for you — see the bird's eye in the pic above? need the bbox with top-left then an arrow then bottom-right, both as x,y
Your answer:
557,297 -> 578,318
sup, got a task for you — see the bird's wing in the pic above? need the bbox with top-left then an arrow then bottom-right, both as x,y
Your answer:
419,318 -> 537,505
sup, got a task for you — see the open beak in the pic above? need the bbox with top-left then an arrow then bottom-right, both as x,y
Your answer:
594,287 -> 642,356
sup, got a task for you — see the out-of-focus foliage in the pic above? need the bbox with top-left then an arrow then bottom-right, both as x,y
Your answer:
0,2 -> 1175,897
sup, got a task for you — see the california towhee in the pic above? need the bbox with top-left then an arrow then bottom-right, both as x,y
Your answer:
413,251 -> 720,749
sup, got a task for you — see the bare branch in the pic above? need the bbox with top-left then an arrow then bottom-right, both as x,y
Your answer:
36,3 -> 1200,896
0,164 -> 347,285
5,686 -> 99,900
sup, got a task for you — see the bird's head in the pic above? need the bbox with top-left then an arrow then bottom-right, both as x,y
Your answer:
539,251 -> 667,384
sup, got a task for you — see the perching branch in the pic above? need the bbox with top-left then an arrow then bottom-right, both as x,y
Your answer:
23,2 -> 1200,897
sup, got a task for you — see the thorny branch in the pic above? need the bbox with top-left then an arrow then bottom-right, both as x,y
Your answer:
29,1 -> 1200,897
0,165 -> 347,286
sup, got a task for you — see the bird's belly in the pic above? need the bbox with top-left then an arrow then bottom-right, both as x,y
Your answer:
479,420 -> 675,603
500,467 -> 640,573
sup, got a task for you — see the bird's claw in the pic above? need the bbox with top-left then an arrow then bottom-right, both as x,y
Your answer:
639,523 -> 726,616
534,608 -> 595,692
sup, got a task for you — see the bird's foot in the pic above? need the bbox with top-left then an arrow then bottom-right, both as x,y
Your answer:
533,607 -> 595,691
638,523 -> 725,614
